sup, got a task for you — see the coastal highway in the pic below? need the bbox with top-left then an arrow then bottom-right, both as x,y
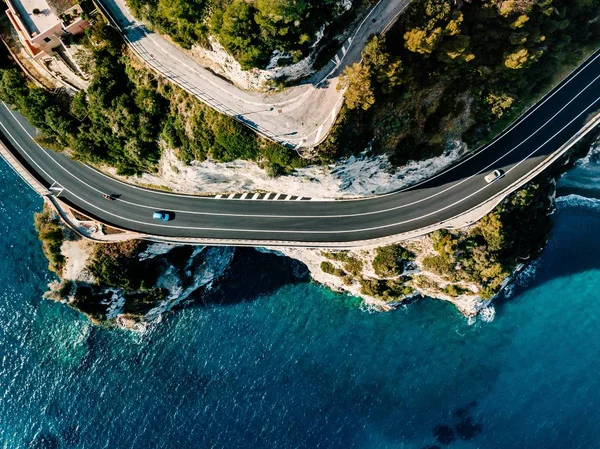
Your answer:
1,50 -> 600,246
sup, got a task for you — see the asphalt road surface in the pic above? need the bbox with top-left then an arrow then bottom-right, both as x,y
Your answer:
97,0 -> 411,149
1,50 -> 600,245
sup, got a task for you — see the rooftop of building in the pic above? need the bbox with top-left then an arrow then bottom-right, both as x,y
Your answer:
7,0 -> 82,37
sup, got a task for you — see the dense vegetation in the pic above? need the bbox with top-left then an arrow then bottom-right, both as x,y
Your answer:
88,240 -> 151,290
421,178 -> 553,298
0,22 -> 303,176
317,178 -> 554,302
320,247 -> 415,300
322,0 -> 600,165
127,0 -> 350,69
33,207 -> 66,275
62,240 -> 168,321
372,244 -> 413,277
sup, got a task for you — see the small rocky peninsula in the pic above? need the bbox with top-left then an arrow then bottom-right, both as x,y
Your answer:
32,129 -> 597,329
36,167 -> 575,330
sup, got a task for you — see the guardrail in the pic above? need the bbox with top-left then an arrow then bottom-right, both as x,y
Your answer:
1,113 -> 598,249
94,114 -> 600,249
93,0 -> 291,147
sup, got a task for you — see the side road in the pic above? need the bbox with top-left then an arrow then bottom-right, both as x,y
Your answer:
95,0 -> 411,149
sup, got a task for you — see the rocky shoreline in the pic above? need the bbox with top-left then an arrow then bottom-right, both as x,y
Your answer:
36,179 -> 552,329
36,133 -> 599,329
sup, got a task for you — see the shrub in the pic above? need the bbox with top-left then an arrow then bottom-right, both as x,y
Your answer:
33,207 -> 65,275
360,277 -> 413,301
372,245 -> 412,277
422,255 -> 454,278
322,251 -> 363,276
443,284 -> 468,297
320,261 -> 335,274
320,261 -> 345,277
88,240 -> 148,290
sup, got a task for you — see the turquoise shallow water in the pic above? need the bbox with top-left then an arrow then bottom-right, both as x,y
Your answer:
2,155 -> 600,449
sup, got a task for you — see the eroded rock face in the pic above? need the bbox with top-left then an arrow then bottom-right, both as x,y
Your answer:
45,240 -> 235,330
40,145 -> 566,328
106,142 -> 467,200
275,240 -> 493,319
272,176 -> 558,320
41,174 -> 554,329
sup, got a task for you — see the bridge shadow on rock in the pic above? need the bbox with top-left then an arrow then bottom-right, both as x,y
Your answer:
195,248 -> 310,307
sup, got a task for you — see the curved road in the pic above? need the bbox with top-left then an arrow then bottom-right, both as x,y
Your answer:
96,0 -> 411,149
1,49 -> 600,246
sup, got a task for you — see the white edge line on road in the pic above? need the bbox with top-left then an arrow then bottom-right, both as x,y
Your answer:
4,66 -> 598,220
2,97 -> 599,234
15,46 -> 597,205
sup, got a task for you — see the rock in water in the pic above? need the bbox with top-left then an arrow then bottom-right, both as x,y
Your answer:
455,417 -> 483,440
433,424 -> 455,445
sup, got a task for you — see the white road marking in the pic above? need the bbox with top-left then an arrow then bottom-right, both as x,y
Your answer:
252,193 -> 259,200
10,102 -> 594,237
5,65 -> 600,218
2,70 -> 599,224
0,89 -> 600,224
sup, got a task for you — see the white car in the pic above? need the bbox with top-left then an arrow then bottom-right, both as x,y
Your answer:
485,169 -> 504,184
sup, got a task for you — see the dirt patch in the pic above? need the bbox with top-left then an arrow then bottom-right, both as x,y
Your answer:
47,0 -> 77,16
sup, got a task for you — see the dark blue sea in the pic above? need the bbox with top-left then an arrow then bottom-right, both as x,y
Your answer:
1,145 -> 600,449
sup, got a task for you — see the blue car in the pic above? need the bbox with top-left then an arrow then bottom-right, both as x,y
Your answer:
152,211 -> 172,221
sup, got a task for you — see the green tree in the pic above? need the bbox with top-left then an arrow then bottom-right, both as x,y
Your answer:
363,36 -> 404,93
404,27 -> 443,54
337,63 -> 375,110
372,245 -> 412,277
